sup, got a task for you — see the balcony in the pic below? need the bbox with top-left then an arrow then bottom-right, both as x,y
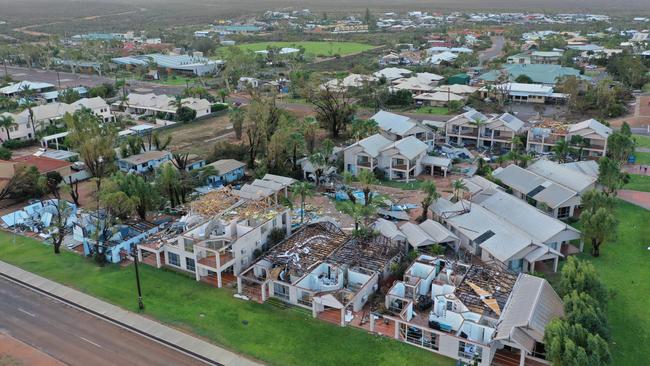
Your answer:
197,254 -> 218,267
357,160 -> 372,168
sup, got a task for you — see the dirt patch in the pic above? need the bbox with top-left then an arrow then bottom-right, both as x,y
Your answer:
159,114 -> 234,157
638,96 -> 650,117
0,333 -> 64,366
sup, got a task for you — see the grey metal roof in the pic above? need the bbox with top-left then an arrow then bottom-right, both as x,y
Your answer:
494,274 -> 564,352
382,136 -> 428,160
475,190 -> 581,243
207,159 -> 246,174
527,160 -> 595,193
561,160 -> 599,179
370,110 -> 417,136
492,164 -> 576,209
353,134 -> 393,158
373,218 -> 406,241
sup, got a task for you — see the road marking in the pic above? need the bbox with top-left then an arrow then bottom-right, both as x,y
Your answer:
17,308 -> 36,317
79,336 -> 103,349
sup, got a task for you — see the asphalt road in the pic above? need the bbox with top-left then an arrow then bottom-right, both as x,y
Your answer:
0,277 -> 207,366
478,35 -> 505,65
1,65 -> 185,95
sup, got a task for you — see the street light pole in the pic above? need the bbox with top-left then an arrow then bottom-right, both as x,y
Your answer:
133,247 -> 145,310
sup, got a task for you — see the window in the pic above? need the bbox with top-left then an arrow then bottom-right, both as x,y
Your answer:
185,258 -> 195,271
508,258 -> 524,272
557,206 -> 571,219
168,252 -> 180,267
458,341 -> 483,362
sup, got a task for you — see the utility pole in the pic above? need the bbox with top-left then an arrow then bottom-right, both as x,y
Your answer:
133,246 -> 145,310
56,71 -> 61,89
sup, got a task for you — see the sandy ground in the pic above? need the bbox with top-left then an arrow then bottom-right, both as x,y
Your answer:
159,114 -> 234,157
610,96 -> 650,128
0,333 -> 65,366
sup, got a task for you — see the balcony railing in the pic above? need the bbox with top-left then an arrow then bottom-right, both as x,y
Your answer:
357,160 -> 372,167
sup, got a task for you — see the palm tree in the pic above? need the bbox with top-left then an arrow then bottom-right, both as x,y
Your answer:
419,180 -> 440,222
308,152 -> 327,186
292,181 -> 314,225
341,171 -> 358,204
218,88 -> 229,103
570,135 -> 589,161
552,139 -> 575,163
351,118 -> 379,141
451,179 -> 467,202
22,100 -> 38,139
0,114 -> 16,140
335,200 -> 377,234
357,168 -> 377,206
168,96 -> 187,117
470,117 -> 486,148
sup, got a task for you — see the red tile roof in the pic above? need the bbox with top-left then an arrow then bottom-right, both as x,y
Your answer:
12,155 -> 72,174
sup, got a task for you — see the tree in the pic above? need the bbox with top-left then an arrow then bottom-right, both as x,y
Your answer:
350,118 -> 379,141
41,171 -> 63,199
306,84 -> 355,138
65,109 -> 117,192
357,169 -> 377,206
335,200 -> 377,234
563,290 -> 610,340
155,163 -> 181,208
23,99 -> 38,139
292,181 -> 314,225
419,181 -> 440,222
606,131 -> 635,163
469,117 -> 486,147
176,106 -> 197,122
46,200 -> 72,255
514,74 -> 533,84
0,114 -> 17,140
59,88 -> 81,103
569,135 -> 589,161
597,157 -> 629,196
580,189 -> 615,213
0,147 -> 11,160
581,206 -> 617,257
552,139 -> 575,163
342,172 -> 358,204
110,173 -> 160,220
451,179 -> 467,202
544,319 -> 610,366
218,88 -> 229,103
229,107 -> 245,140
308,151 -> 327,186
559,257 -> 608,300
66,177 -> 81,206
0,166 -> 41,201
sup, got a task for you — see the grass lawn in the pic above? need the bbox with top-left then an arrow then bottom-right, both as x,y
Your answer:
235,41 -> 375,57
0,233 -> 453,366
632,151 -> 650,165
414,106 -> 450,115
624,174 -> 650,192
633,134 -> 650,149
571,201 -> 650,365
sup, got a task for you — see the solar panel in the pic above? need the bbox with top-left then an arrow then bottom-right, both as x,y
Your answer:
474,230 -> 495,245
527,185 -> 546,197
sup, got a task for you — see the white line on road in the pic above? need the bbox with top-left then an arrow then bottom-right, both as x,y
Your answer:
17,308 -> 36,317
79,336 -> 103,349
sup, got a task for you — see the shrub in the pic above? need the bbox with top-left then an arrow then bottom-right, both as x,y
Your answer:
0,146 -> 12,160
267,227 -> 286,246
211,103 -> 229,112
2,139 -> 36,149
